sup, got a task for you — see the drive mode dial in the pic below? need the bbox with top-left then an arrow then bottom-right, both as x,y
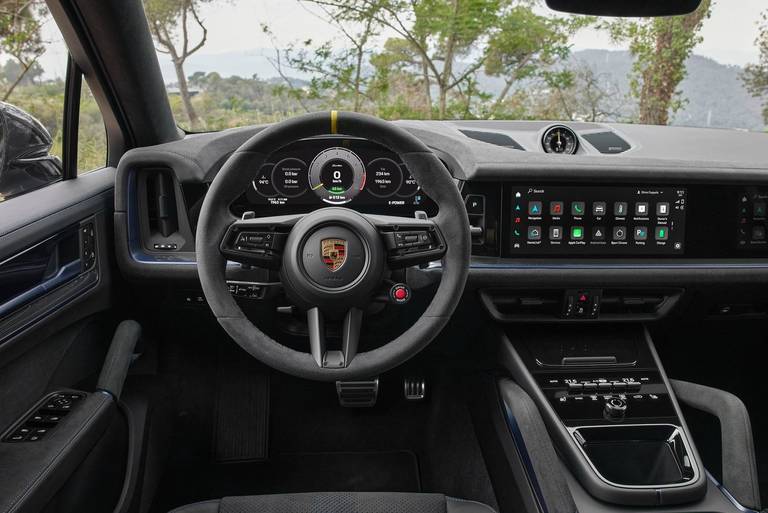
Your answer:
308,147 -> 367,204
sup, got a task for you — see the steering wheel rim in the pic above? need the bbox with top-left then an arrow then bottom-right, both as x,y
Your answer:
196,111 -> 470,381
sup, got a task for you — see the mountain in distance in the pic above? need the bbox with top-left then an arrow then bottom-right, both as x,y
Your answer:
160,48 -> 766,131
565,49 -> 765,131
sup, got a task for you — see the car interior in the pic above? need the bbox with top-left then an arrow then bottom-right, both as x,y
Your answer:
0,1 -> 767,513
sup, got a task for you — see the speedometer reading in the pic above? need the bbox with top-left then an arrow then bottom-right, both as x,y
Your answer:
308,147 -> 366,204
366,158 -> 402,198
320,159 -> 355,195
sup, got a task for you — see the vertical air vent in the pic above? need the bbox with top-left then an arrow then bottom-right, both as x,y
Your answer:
146,169 -> 178,237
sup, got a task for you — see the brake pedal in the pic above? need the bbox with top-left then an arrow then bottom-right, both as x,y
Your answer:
336,379 -> 379,407
404,377 -> 426,401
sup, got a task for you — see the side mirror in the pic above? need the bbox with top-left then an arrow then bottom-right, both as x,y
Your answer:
0,102 -> 63,202
545,0 -> 702,17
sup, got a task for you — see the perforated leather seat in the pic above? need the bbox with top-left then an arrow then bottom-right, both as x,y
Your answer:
169,492 -> 497,513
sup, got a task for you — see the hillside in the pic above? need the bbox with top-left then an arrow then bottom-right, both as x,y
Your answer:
566,50 -> 765,130
159,48 -> 767,131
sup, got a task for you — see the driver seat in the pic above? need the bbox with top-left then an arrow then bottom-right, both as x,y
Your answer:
169,492 -> 496,513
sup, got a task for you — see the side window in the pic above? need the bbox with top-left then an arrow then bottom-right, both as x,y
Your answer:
77,80 -> 107,174
0,3 -> 106,202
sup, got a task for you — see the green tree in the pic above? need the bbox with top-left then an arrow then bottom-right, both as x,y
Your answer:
742,11 -> 768,126
144,0 -> 211,129
262,7 -> 378,113
534,64 -> 628,122
306,0 -> 500,119
605,0 -> 712,125
0,0 -> 45,101
484,5 -> 591,117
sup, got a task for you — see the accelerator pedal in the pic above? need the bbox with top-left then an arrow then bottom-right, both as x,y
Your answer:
336,379 -> 379,407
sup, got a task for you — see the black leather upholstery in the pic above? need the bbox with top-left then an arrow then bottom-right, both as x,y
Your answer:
169,492 -> 496,513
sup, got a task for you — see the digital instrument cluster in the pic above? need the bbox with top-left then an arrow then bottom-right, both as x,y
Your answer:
239,138 -> 431,216
508,185 -> 687,256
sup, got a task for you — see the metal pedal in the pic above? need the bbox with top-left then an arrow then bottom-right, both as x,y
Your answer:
404,377 -> 426,401
336,379 -> 379,407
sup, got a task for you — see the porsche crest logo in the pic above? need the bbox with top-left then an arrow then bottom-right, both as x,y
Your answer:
320,238 -> 347,272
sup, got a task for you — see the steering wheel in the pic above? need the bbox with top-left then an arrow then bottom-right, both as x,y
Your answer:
196,111 -> 470,381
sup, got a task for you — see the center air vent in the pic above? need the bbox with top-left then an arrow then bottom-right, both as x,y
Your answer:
459,129 -> 525,150
479,288 -> 682,322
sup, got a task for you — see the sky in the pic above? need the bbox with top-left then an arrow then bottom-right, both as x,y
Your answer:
30,0 -> 768,81
194,0 -> 766,65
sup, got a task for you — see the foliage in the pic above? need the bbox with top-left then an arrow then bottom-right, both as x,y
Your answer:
144,0 -> 213,129
0,0 -> 46,101
484,5 -> 592,116
603,0 -> 712,125
536,63 -> 629,122
289,0 -> 504,119
742,11 -> 768,125
170,71 -> 312,130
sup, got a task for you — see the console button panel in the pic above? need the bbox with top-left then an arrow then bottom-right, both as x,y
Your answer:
3,392 -> 86,443
80,221 -> 97,271
538,372 -> 677,426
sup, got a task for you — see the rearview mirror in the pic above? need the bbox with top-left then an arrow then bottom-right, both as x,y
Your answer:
0,102 -> 62,202
545,0 -> 702,17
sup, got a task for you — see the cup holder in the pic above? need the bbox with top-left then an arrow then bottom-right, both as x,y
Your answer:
571,424 -> 697,487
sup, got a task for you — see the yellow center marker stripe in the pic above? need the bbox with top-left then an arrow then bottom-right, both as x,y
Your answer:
330,110 -> 338,134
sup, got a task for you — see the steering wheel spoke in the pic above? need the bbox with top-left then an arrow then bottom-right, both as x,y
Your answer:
308,307 -> 363,368
365,214 -> 447,268
220,213 -> 303,268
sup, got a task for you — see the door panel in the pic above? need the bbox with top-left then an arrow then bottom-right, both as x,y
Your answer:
0,167 -> 126,513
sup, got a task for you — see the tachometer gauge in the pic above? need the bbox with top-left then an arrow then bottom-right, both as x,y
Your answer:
272,158 -> 309,198
366,158 -> 402,198
252,163 -> 276,197
542,125 -> 578,155
308,147 -> 366,204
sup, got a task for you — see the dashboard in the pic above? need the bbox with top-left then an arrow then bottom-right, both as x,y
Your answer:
116,118 -> 768,299
231,137 -> 437,218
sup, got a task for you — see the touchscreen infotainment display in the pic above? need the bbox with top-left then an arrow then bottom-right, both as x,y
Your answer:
508,186 -> 687,255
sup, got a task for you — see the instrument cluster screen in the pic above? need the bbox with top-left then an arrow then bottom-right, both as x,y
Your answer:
508,185 -> 687,256
235,137 -> 436,217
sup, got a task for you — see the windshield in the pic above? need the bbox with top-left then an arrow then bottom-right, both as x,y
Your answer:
146,0 -> 768,132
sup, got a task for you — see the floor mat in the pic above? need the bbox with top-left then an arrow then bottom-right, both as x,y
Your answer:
213,362 -> 269,462
151,450 -> 420,512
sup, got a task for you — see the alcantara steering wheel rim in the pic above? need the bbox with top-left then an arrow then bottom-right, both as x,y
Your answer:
195,111 -> 470,381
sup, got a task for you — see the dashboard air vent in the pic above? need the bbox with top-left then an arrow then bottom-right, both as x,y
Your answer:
582,131 -> 631,154
459,129 -> 524,150
145,168 -> 178,237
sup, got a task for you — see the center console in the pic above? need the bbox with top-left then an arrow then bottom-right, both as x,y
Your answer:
500,325 -> 707,507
